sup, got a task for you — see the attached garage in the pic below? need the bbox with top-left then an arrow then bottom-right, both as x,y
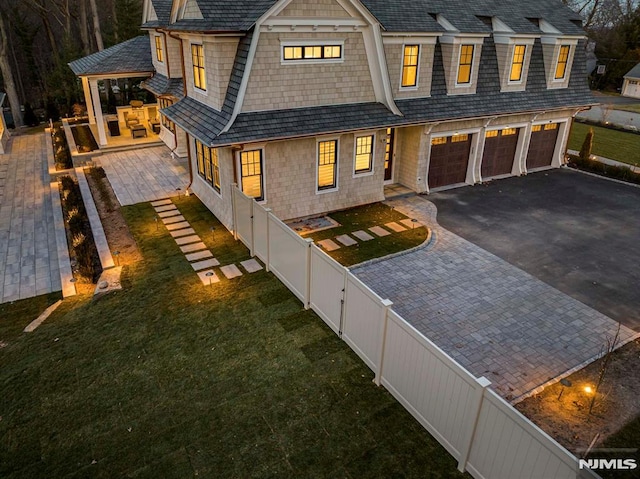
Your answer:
481,128 -> 519,178
428,134 -> 472,189
526,123 -> 559,170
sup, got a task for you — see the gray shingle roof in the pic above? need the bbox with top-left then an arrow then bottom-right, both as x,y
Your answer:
361,0 -> 584,35
169,0 -> 277,32
165,38 -> 595,147
142,73 -> 184,98
624,63 -> 640,79
142,0 -> 173,28
68,36 -> 153,76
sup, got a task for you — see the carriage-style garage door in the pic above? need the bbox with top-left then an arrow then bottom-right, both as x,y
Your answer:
526,123 -> 559,170
481,128 -> 520,178
428,134 -> 472,189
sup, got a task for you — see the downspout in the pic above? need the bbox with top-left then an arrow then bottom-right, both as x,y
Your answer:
167,29 -> 194,194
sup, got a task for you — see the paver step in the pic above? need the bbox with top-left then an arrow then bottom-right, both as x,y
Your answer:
336,234 -> 357,246
155,205 -> 178,213
162,215 -> 186,225
353,230 -> 374,241
185,250 -> 213,262
151,199 -> 172,207
385,222 -> 406,233
241,258 -> 263,273
197,269 -> 219,285
369,226 -> 391,237
180,242 -> 207,254
166,221 -> 191,231
318,239 -> 340,251
170,228 -> 196,238
191,258 -> 221,271
220,264 -> 242,279
158,210 -> 181,218
175,235 -> 201,246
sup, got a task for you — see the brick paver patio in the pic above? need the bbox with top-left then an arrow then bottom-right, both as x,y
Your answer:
0,135 -> 61,303
352,195 -> 638,402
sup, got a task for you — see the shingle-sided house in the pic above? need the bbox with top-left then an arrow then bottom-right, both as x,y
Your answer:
622,63 -> 640,99
70,0 -> 594,229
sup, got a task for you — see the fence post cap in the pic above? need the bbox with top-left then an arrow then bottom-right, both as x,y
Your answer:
304,238 -> 314,244
382,299 -> 393,307
477,376 -> 492,388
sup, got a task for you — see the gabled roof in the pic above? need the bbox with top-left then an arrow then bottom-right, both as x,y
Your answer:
169,0 -> 277,32
142,0 -> 174,28
624,63 -> 640,80
164,38 -> 595,147
142,73 -> 184,98
68,36 -> 153,76
360,0 -> 584,35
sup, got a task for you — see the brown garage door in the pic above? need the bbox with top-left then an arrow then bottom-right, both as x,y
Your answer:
481,128 -> 519,178
428,134 -> 472,189
526,123 -> 559,169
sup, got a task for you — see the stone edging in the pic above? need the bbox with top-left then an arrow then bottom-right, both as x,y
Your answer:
50,180 -> 76,298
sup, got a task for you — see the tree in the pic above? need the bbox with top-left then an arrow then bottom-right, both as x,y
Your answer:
579,128 -> 594,161
0,11 -> 23,127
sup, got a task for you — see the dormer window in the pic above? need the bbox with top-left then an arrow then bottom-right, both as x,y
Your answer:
155,36 -> 164,63
555,45 -> 570,79
401,45 -> 420,88
509,45 -> 526,82
191,44 -> 206,91
457,45 -> 474,84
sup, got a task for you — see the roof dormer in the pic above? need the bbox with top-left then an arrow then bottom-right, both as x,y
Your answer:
537,19 -> 582,89
490,17 -> 539,92
171,0 -> 203,23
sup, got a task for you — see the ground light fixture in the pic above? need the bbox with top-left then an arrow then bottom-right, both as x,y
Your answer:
584,385 -> 594,395
210,226 -> 215,242
205,271 -> 214,286
557,378 -> 572,400
155,216 -> 159,231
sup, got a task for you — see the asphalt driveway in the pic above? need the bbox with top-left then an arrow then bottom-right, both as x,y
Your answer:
428,168 -> 640,331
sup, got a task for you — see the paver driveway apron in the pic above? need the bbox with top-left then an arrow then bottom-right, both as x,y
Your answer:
352,195 -> 637,401
0,135 -> 61,304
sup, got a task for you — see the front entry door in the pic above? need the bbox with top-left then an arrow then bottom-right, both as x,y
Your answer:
384,128 -> 395,181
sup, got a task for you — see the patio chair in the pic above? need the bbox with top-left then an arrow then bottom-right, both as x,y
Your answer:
124,111 -> 140,130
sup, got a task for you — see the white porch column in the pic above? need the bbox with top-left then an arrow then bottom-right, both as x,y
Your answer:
89,79 -> 107,146
82,77 -> 96,124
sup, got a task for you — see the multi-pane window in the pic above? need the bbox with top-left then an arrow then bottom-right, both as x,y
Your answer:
401,45 -> 419,87
502,128 -> 517,136
155,36 -> 164,63
317,140 -> 337,190
283,45 -> 342,61
485,130 -> 499,138
510,45 -> 526,82
457,45 -> 474,84
431,136 -> 447,146
195,139 -> 220,193
451,134 -> 469,142
354,135 -> 374,174
159,98 -> 175,133
555,45 -> 570,79
240,150 -> 263,200
191,44 -> 206,90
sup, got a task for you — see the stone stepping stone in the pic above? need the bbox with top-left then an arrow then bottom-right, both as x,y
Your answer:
162,215 -> 186,225
170,228 -> 196,238
352,230 -> 374,241
220,264 -> 243,279
175,235 -> 201,246
166,221 -> 190,231
180,242 -> 207,254
197,270 -> 220,286
318,239 -> 340,251
336,234 -> 357,246
155,204 -> 178,213
385,222 -> 407,233
158,210 -> 181,218
369,226 -> 391,237
151,199 -> 172,207
185,250 -> 213,262
191,258 -> 220,271
400,218 -> 422,229
241,258 -> 263,273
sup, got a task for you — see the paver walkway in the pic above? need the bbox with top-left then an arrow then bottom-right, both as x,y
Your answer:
97,147 -> 189,206
352,195 -> 637,402
0,135 -> 61,303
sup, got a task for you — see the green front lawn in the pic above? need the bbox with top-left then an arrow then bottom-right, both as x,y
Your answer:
569,122 -> 640,167
0,195 -> 465,479
307,203 -> 428,267
592,414 -> 640,479
612,104 -> 640,114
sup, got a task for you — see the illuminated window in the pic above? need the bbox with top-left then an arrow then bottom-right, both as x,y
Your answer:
510,45 -> 526,82
485,130 -> 498,138
196,139 -> 220,193
191,44 -> 206,91
431,136 -> 447,146
555,45 -> 570,80
451,134 -> 469,142
532,125 -> 542,132
502,128 -> 517,136
354,135 -> 374,174
401,45 -> 419,87
159,98 -> 175,133
240,150 -> 263,200
544,123 -> 558,130
283,44 -> 342,61
318,140 -> 337,190
457,45 -> 474,84
155,36 -> 164,63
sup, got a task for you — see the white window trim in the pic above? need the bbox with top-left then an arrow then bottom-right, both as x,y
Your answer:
316,137 -> 339,194
280,40 -> 345,65
236,147 -> 266,203
455,44 -> 476,87
507,44 -> 526,85
191,43 -> 207,93
399,44 -> 421,90
353,132 -> 376,177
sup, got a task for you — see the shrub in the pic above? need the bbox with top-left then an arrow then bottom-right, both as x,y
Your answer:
579,127 -> 594,161
567,154 -> 640,186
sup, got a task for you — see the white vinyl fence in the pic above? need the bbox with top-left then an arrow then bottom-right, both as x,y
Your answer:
230,185 -> 598,479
